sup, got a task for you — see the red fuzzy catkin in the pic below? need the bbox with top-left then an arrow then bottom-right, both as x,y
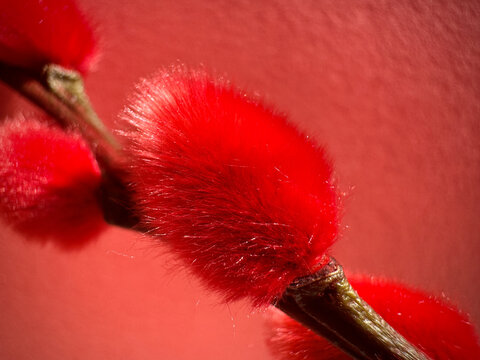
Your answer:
0,117 -> 104,244
0,0 -> 97,74
267,275 -> 480,360
121,67 -> 339,306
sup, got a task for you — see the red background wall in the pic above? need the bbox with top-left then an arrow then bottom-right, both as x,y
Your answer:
1,1 -> 479,359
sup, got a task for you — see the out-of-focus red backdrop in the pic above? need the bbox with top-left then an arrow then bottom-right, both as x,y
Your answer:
1,1 -> 479,359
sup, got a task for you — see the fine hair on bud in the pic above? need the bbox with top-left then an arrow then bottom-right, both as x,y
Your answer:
266,275 -> 480,360
0,116 -> 105,245
121,66 -> 340,306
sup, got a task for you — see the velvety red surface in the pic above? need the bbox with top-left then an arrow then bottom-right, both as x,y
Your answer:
0,117 -> 104,246
267,275 -> 480,359
0,1 -> 478,359
0,0 -> 97,74
122,68 -> 338,306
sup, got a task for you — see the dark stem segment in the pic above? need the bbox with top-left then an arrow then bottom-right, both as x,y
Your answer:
275,257 -> 430,360
0,62 -> 80,129
0,61 -> 136,229
43,64 -> 119,149
0,62 -> 118,162
97,161 -> 142,230
0,63 -> 107,159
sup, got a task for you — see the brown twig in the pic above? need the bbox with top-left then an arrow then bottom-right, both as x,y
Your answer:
0,61 -> 139,229
276,257 -> 430,360
0,62 -> 81,129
